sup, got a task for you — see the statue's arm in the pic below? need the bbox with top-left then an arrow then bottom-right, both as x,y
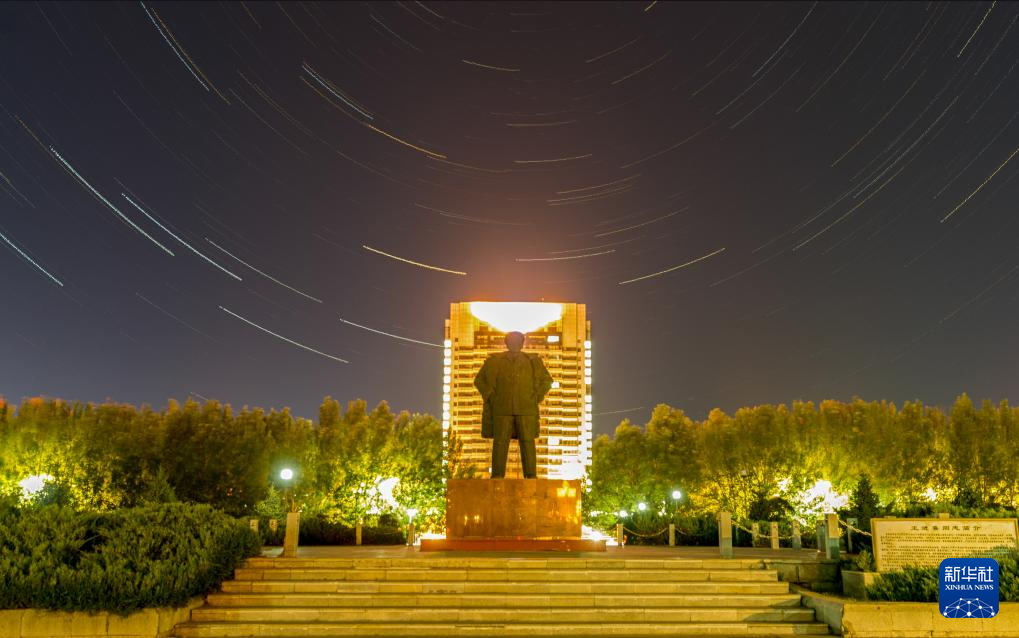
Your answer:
534,356 -> 554,403
474,355 -> 496,400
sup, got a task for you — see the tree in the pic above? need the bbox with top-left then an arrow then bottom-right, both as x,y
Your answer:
391,412 -> 444,530
316,399 -> 396,524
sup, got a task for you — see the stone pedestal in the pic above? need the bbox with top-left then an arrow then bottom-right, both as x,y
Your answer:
421,478 -> 605,551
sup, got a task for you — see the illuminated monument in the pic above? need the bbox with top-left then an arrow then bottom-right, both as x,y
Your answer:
442,301 -> 592,480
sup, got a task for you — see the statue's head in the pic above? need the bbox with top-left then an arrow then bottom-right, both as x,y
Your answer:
504,331 -> 525,352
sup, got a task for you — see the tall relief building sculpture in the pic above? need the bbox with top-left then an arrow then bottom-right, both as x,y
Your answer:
442,302 -> 592,480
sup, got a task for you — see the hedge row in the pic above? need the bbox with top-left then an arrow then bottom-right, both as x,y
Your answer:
866,551 -> 1019,602
0,503 -> 260,613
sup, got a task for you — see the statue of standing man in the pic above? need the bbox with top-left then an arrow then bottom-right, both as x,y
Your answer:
473,331 -> 554,479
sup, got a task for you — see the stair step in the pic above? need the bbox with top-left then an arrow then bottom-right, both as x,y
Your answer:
233,568 -> 780,582
205,592 -> 803,608
174,620 -> 832,637
241,558 -> 767,571
221,580 -> 792,595
190,607 -> 817,623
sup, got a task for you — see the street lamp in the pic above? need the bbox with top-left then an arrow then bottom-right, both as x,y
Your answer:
279,467 -> 299,558
279,468 -> 296,512
672,489 -> 682,500
637,502 -> 647,512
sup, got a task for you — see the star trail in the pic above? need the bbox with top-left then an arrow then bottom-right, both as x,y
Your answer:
1,2 -> 1017,431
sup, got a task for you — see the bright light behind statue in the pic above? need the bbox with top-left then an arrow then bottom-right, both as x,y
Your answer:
468,301 -> 563,333
280,468 -> 294,481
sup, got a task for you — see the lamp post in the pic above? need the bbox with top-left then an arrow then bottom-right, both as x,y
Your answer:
406,508 -> 418,546
280,468 -> 300,558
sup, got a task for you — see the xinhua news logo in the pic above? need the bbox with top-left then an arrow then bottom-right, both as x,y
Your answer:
939,558 -> 999,619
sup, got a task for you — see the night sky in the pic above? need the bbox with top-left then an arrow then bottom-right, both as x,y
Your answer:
2,2 -> 1018,434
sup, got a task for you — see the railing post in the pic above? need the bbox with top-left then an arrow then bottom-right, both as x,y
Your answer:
815,521 -> 825,554
751,522 -> 760,548
846,517 -> 857,553
770,522 -> 779,550
825,513 -> 840,560
669,522 -> 676,547
356,521 -> 363,546
792,520 -> 801,550
719,511 -> 733,558
616,523 -> 624,546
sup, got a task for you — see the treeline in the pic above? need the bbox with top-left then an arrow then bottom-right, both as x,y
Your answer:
2,393 -> 1016,532
586,394 -> 1019,527
0,396 -> 447,528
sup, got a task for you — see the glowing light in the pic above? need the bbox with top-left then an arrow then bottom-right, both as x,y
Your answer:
672,490 -> 682,500
638,502 -> 647,511
19,474 -> 53,499
279,468 -> 294,480
551,381 -> 560,389
443,339 -> 452,347
618,510 -> 628,517
469,302 -> 563,334
782,478 -> 851,520
922,487 -> 938,502
584,340 -> 592,348
547,335 -> 560,343
370,477 -> 400,513
406,508 -> 418,520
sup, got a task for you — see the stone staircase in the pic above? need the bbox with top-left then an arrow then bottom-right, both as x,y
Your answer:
173,555 -> 831,637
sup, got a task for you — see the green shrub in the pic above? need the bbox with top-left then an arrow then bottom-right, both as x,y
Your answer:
866,566 -> 939,602
618,512 -> 720,546
0,502 -> 260,613
866,551 -> 1019,602
298,515 -> 405,545
854,549 -> 875,572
